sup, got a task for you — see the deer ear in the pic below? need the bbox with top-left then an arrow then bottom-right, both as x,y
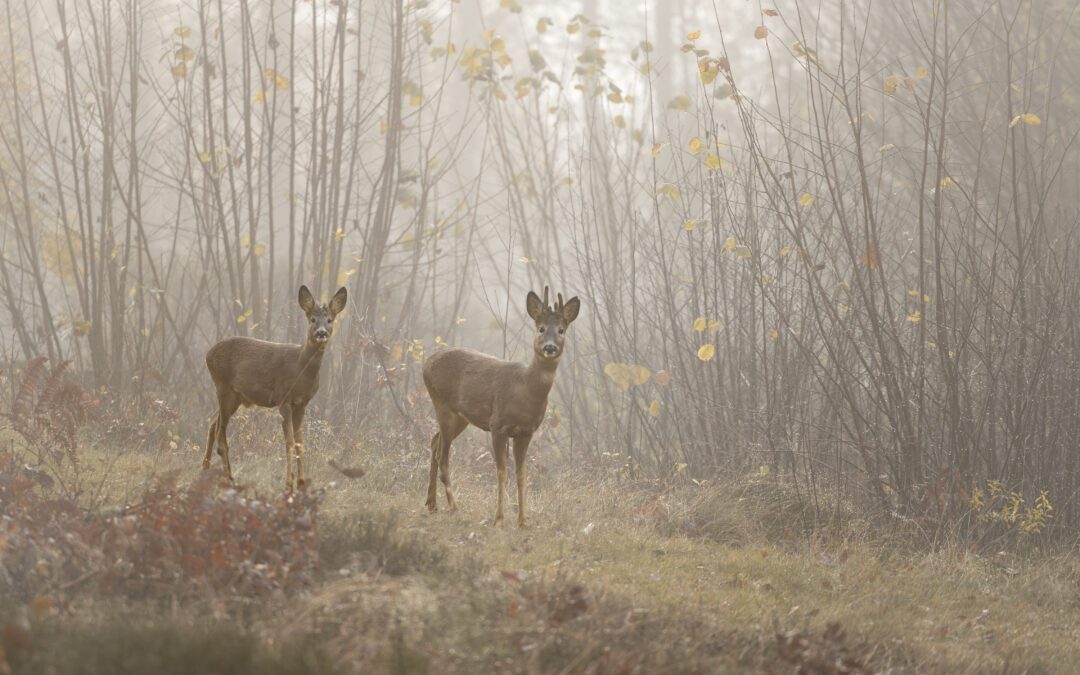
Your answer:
329,286 -> 348,316
526,291 -> 544,320
562,296 -> 581,323
298,285 -> 316,314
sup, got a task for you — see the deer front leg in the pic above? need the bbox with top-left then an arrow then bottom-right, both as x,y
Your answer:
280,403 -> 295,492
203,416 -> 218,470
512,435 -> 532,528
292,405 -> 307,489
491,432 -> 509,528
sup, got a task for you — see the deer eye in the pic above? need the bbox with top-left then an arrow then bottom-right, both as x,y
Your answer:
538,326 -> 545,334
558,327 -> 565,335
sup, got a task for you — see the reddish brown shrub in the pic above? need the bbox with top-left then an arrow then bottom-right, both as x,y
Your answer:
0,454 -> 321,601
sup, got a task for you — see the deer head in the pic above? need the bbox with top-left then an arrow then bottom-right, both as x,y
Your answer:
298,285 -> 348,347
525,286 -> 580,361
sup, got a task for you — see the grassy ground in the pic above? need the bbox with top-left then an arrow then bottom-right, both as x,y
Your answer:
10,417 -> 1080,674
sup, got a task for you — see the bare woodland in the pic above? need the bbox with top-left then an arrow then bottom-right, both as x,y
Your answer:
0,0 -> 1078,672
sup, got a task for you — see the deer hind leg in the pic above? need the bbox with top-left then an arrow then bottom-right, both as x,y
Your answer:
491,432 -> 509,528
512,435 -> 532,529
437,414 -> 467,513
215,393 -> 241,482
292,406 -> 307,490
280,403 -> 296,493
426,430 -> 442,512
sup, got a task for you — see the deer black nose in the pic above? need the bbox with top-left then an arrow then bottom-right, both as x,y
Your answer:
315,329 -> 329,339
543,344 -> 558,356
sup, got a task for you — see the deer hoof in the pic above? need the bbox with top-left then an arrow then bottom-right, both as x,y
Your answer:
517,519 -> 530,529
297,478 -> 307,490
201,460 -> 211,470
493,517 -> 505,529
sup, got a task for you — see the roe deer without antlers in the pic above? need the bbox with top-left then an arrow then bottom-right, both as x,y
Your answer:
203,285 -> 347,491
423,287 -> 580,528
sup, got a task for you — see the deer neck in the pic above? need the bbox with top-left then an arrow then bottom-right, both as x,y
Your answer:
298,339 -> 327,374
525,353 -> 559,395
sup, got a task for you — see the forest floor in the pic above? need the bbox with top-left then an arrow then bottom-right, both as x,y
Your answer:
10,417 -> 1080,674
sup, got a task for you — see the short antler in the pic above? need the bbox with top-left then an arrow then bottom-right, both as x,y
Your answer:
556,292 -> 564,312
542,286 -> 550,309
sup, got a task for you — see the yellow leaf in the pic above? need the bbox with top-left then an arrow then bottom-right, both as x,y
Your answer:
655,370 -> 671,386
175,46 -> 195,62
694,317 -> 706,332
683,219 -> 698,232
1009,112 -> 1041,128
705,153 -> 722,171
768,329 -> 780,341
915,66 -> 928,79
907,310 -> 922,323
335,228 -> 347,240
688,137 -> 704,154
603,362 -> 631,391
669,95 -> 691,112
880,143 -> 896,153
337,268 -> 356,286
799,193 -> 814,207
884,75 -> 899,94
697,343 -> 716,362
758,465 -> 770,476
686,30 -> 702,40
389,343 -> 404,361
128,286 -> 137,298
656,182 -> 681,200
241,233 -> 251,247
567,22 -> 580,34
734,245 -> 752,259
754,26 -> 769,39
198,151 -> 211,163
175,26 -> 192,38
171,62 -> 187,78
698,58 -> 719,84
647,399 -> 661,417
723,236 -> 737,253
630,365 -> 651,386
651,143 -> 665,158
707,319 -> 720,330
764,9 -> 779,16
779,246 -> 792,257
614,115 -> 626,129
253,243 -> 266,257
536,17 -> 552,33
675,462 -> 688,473
255,90 -> 266,103
940,176 -> 954,188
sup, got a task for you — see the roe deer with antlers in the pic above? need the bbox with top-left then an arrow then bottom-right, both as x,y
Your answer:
423,287 -> 580,527
203,285 -> 347,491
